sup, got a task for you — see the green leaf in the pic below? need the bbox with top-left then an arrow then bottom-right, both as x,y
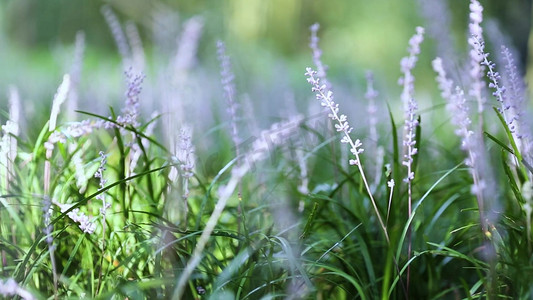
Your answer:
501,150 -> 525,204
300,201 -> 319,240
484,131 -> 514,154
492,107 -> 521,161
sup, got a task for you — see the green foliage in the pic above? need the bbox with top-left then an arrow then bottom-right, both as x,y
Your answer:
1,1 -> 533,299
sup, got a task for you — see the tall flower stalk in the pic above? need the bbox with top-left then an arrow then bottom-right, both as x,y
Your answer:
95,151 -> 109,295
398,26 -> 424,297
500,46 -> 533,167
42,196 -> 57,298
309,23 -> 330,89
101,5 -> 132,69
177,125 -> 195,228
468,0 -> 486,126
305,68 -> 389,242
217,40 -> 244,230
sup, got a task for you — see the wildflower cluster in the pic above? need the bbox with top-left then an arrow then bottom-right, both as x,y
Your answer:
433,35 -> 498,233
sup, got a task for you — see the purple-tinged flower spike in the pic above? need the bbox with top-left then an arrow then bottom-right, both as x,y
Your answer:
402,98 -> 419,183
168,125 -> 196,227
468,0 -> 486,117
177,125 -> 195,216
117,69 -> 145,127
177,126 -> 195,181
399,27 -> 423,195
399,28 -> 424,293
432,63 -> 475,161
484,20 -> 523,90
95,151 -> 110,217
399,27 -> 424,113
365,71 -> 384,189
448,87 -> 498,233
101,5 -> 132,68
501,46 -> 526,108
173,16 -> 204,78
54,201 -> 96,234
432,57 -> 454,101
472,37 -> 507,110
402,96 -> 419,293
448,88 -> 474,148
217,41 -> 242,150
501,46 -> 532,164
433,54 -> 499,234
417,0 -> 457,76
432,60 -> 472,146
475,37 -> 533,168
305,67 -> 389,243
472,38 -> 511,122
43,119 -> 113,157
95,150 -> 109,291
309,23 -> 330,89
366,71 -> 379,146
125,21 -> 145,73
216,40 -> 244,220
0,278 -> 35,300
305,68 -> 364,163
469,0 -> 484,39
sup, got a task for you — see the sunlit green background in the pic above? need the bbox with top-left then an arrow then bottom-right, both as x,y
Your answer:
0,0 -> 531,115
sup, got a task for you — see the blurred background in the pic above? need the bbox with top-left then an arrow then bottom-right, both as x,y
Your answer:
0,0 -> 531,141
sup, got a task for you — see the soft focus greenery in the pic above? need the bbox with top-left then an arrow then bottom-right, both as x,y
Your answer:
1,1 -> 533,299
